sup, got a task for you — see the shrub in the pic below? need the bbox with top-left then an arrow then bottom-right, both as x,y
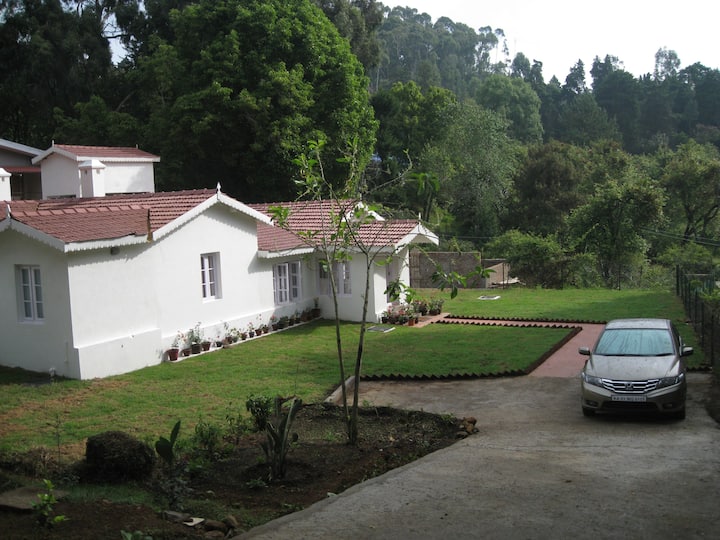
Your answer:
84,431 -> 155,482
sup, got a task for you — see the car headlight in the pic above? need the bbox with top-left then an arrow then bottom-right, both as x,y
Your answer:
581,372 -> 604,387
656,372 -> 685,389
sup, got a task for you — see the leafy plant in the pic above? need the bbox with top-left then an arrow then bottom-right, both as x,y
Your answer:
155,420 -> 181,466
259,396 -> 302,481
246,395 -> 274,432
186,322 -> 203,345
121,531 -> 154,540
225,403 -> 251,444
193,417 -> 222,456
32,479 -> 68,528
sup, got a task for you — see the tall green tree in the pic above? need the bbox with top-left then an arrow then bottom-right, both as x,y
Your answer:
661,140 -> 720,242
474,74 -> 543,144
0,0 -> 111,146
556,93 -> 620,146
567,173 -> 665,288
422,101 -> 521,244
507,141 -> 589,234
127,0 -> 377,200
314,0 -> 383,73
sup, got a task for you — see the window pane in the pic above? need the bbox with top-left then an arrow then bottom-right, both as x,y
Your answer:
290,262 -> 300,300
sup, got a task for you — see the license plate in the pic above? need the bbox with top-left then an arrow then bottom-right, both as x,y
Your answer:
611,395 -> 647,402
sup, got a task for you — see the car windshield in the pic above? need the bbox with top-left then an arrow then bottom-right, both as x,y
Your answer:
594,328 -> 674,356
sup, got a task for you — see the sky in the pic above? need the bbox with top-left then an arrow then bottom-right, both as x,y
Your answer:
392,1 -> 718,83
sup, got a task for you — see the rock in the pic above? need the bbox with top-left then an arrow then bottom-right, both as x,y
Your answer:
0,486 -> 68,511
223,514 -> 240,529
162,510 -> 191,523
204,531 -> 225,539
84,431 -> 155,482
203,519 -> 228,533
458,416 -> 478,435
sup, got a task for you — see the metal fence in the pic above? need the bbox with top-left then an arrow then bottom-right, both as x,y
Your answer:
677,267 -> 719,371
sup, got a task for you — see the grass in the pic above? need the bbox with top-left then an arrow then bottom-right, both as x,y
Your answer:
440,287 -> 687,322
0,286 -> 704,454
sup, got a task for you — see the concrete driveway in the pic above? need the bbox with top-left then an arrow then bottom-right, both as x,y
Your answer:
239,323 -> 720,540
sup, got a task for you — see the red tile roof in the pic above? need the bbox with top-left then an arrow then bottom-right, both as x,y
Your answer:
53,144 -> 160,161
3,190 -> 216,243
250,200 -> 423,252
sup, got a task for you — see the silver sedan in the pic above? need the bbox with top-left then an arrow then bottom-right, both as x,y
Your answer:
579,318 -> 692,419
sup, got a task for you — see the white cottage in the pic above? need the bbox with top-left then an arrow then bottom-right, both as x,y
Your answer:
1,187 -> 437,379
31,144 -> 160,198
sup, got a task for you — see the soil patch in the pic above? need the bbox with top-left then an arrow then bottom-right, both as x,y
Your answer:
0,403 -> 460,539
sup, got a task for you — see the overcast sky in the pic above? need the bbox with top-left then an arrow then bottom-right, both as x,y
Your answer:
391,1 -> 717,83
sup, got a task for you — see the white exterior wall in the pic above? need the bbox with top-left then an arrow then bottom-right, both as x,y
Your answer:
328,253 -> 395,323
266,255 -> 317,320
103,163 -> 155,194
152,205 -> 274,348
64,205 -> 274,378
40,154 -> 81,198
42,156 -> 155,199
0,230 -> 78,378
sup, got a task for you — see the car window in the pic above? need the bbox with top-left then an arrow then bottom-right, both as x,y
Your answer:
595,328 -> 674,356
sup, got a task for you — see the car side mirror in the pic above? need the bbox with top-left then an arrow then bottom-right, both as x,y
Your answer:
578,346 -> 591,356
681,346 -> 694,357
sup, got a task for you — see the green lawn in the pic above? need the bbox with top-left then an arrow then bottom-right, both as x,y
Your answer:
0,287 -> 703,453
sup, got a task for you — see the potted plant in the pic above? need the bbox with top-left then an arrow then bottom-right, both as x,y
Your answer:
167,332 -> 182,361
260,322 -> 269,334
270,314 -> 279,331
247,322 -> 255,338
186,323 -> 204,354
429,299 -> 444,316
278,315 -> 289,329
311,298 -> 321,319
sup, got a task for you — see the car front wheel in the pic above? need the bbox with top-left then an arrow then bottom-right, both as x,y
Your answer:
582,407 -> 595,417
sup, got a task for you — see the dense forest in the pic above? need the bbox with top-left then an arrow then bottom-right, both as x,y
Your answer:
2,0 -> 720,288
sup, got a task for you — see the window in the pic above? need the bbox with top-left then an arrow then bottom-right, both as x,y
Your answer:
17,265 -> 44,321
318,261 -> 351,296
274,261 -> 301,304
200,253 -> 221,300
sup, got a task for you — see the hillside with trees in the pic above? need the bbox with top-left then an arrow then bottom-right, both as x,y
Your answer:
2,0 -> 719,288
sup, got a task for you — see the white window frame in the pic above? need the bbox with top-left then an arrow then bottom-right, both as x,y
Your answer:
318,260 -> 351,296
17,265 -> 44,321
200,253 -> 221,300
274,261 -> 301,305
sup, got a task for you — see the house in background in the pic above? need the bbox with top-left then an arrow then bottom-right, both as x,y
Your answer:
31,144 -> 160,198
1,143 -> 437,380
0,138 -> 42,200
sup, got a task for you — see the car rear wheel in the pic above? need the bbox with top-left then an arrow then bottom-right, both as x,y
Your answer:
582,407 -> 595,417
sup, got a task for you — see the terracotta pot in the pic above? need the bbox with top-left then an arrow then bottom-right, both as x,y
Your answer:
168,348 -> 179,361
191,343 -> 202,354
201,341 -> 211,351
182,348 -> 191,357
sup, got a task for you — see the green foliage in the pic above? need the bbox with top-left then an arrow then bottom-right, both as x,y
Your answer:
32,479 -> 68,529
155,420 -> 181,466
259,397 -> 302,481
246,395 -> 274,432
225,403 -> 252,444
192,417 -> 222,457
486,230 -> 568,288
567,173 -> 666,288
120,531 -> 154,540
474,74 -> 543,144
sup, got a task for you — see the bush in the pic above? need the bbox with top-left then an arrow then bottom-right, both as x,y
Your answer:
84,431 -> 156,482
